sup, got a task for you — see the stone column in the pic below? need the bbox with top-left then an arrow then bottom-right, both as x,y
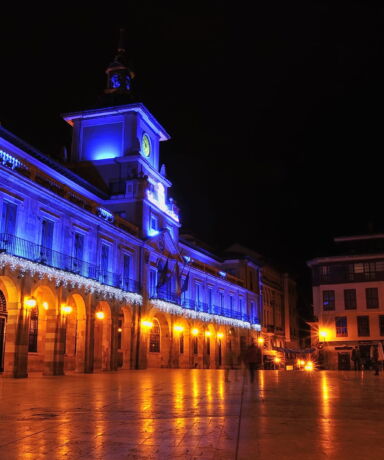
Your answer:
84,294 -> 95,374
43,286 -> 64,376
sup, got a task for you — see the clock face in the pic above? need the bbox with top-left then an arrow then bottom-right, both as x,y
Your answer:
142,134 -> 151,157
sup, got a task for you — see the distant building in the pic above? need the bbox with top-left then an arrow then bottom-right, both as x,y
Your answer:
308,234 -> 384,370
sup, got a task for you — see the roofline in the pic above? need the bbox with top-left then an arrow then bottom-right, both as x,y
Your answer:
62,103 -> 171,141
307,253 -> 384,267
334,234 -> 384,242
0,125 -> 108,200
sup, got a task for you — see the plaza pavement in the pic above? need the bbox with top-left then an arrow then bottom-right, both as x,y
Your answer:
1,369 -> 384,459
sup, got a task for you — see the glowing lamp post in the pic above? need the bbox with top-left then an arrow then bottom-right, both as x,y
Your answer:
205,331 -> 211,337
257,337 -> 265,345
141,320 -> 154,329
217,332 -> 224,339
42,302 -> 49,310
174,325 -> 184,333
24,297 -> 37,309
304,361 -> 314,371
191,328 -> 199,336
61,305 -> 72,315
319,330 -> 328,340
96,311 -> 105,320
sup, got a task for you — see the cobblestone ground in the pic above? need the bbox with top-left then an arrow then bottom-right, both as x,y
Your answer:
1,369 -> 384,459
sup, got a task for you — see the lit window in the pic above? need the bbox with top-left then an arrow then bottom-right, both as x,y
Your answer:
149,318 -> 161,353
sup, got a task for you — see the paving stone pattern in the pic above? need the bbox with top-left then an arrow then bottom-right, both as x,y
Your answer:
1,369 -> 384,459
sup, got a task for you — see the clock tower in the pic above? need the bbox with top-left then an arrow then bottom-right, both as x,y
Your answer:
62,34 -> 180,243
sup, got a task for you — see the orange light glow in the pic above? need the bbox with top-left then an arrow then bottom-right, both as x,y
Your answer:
42,301 -> 49,310
174,325 -> 184,333
217,332 -> 224,339
61,305 -> 72,314
96,311 -> 105,320
319,330 -> 328,339
191,328 -> 199,336
257,337 -> 265,344
142,320 -> 153,328
117,327 -> 122,333
304,361 -> 314,371
205,331 -> 211,337
24,297 -> 37,308
274,357 -> 281,364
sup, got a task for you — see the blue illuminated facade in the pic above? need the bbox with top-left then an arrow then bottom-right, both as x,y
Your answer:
0,37 -> 296,378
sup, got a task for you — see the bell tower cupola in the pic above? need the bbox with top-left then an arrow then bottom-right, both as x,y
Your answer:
105,29 -> 135,95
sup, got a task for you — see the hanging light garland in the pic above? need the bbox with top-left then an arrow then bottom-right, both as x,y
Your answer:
150,298 -> 253,329
0,253 -> 142,305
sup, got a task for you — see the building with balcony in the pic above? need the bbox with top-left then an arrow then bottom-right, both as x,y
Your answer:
308,234 -> 384,370
0,36 -> 298,378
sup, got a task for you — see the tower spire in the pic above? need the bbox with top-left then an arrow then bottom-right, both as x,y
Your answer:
105,29 -> 135,95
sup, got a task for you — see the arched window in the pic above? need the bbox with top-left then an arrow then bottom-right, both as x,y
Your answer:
0,290 -> 7,372
149,318 -> 160,353
28,308 -> 38,353
0,290 -> 6,314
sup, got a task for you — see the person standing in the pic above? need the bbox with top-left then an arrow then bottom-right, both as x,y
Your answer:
224,341 -> 237,382
351,346 -> 361,371
245,340 -> 262,383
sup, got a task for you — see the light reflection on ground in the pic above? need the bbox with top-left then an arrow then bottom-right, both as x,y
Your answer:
1,369 -> 384,459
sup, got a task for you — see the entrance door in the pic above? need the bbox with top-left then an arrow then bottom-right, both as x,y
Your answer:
338,352 -> 351,370
0,317 -> 6,372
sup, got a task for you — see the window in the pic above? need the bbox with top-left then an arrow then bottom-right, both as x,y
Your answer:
28,308 -> 38,352
344,289 -> 356,310
323,290 -> 335,311
149,319 -> 160,352
219,291 -> 224,309
195,283 -> 202,307
357,316 -> 370,337
379,316 -> 384,336
239,297 -> 243,312
40,219 -> 54,264
229,295 -> 234,312
335,316 -> 348,337
73,232 -> 84,274
122,254 -> 131,290
149,269 -> 157,297
320,265 -> 330,281
366,288 -> 379,309
1,201 -> 17,235
150,214 -> 158,231
207,288 -> 213,308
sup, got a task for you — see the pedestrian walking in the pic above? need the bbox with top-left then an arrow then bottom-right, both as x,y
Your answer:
245,340 -> 262,383
351,346 -> 362,371
224,341 -> 237,382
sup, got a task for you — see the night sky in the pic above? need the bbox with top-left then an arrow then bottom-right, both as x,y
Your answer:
1,3 -> 383,284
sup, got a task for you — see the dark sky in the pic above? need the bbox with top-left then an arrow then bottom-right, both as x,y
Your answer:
1,3 -> 384,278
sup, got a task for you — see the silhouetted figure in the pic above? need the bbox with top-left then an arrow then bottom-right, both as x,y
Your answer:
351,346 -> 362,371
245,341 -> 262,382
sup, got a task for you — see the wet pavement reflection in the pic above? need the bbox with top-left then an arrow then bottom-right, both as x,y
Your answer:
1,369 -> 384,459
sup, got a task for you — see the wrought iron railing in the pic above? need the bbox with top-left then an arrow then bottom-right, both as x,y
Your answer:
153,288 -> 252,323
0,233 -> 140,294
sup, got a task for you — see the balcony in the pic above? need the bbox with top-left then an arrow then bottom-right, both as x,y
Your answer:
152,288 -> 252,323
0,233 -> 140,294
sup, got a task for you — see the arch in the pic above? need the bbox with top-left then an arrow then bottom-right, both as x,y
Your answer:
93,300 -> 112,371
0,275 -> 24,377
64,293 -> 87,372
118,305 -> 134,369
146,311 -> 170,368
0,290 -> 7,372
203,323 -> 216,369
28,283 -> 57,373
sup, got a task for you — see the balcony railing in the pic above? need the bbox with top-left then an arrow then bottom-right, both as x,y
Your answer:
152,288 -> 252,323
0,233 -> 140,294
